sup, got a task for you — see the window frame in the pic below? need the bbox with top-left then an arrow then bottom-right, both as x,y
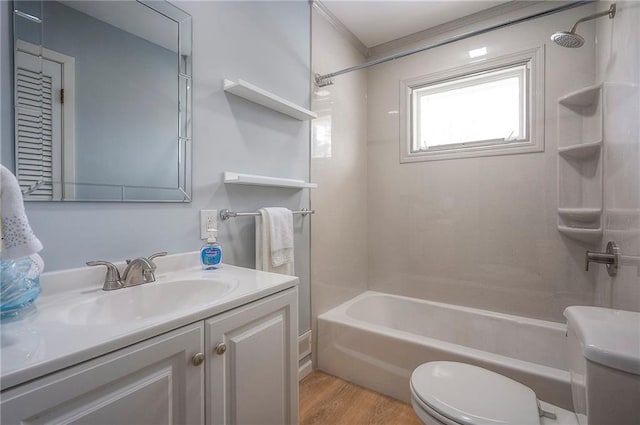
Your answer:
399,46 -> 544,163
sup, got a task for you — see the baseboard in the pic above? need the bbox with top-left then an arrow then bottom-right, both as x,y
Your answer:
298,330 -> 312,360
298,359 -> 313,381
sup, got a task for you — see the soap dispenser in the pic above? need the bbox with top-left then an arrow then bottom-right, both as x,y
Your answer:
200,229 -> 222,270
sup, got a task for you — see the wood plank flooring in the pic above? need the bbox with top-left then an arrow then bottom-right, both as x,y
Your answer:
299,371 -> 422,425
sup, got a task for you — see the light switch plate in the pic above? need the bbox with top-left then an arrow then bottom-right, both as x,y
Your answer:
200,210 -> 217,239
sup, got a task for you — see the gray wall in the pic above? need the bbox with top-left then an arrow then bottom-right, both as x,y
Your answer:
1,1 -> 312,333
43,1 -> 178,192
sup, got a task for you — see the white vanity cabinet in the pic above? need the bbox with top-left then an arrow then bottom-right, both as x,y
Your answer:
206,287 -> 299,425
0,287 -> 299,425
0,322 -> 206,424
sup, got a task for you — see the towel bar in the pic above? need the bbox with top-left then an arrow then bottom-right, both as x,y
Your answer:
220,208 -> 314,221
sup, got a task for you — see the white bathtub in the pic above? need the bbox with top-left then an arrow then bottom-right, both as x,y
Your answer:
317,291 -> 572,410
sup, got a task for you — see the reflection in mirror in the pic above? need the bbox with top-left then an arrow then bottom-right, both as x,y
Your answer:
12,0 -> 192,202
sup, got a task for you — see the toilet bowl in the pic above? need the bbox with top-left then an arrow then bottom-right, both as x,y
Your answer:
410,361 -> 577,425
410,306 -> 640,425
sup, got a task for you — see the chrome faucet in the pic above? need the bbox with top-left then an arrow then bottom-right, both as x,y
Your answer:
87,252 -> 167,291
122,257 -> 156,286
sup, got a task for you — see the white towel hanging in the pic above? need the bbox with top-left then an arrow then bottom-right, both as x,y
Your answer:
255,208 -> 294,275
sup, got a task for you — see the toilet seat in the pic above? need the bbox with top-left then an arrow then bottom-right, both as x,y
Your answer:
410,361 -> 541,425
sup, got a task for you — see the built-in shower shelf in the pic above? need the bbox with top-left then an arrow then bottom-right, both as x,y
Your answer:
558,141 -> 602,160
223,79 -> 317,121
557,225 -> 603,243
557,84 -> 604,245
558,208 -> 602,223
558,84 -> 602,107
223,172 -> 317,189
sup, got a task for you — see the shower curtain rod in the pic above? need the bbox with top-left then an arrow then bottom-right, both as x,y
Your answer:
315,0 -> 593,87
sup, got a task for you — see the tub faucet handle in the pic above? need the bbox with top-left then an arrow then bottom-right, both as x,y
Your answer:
585,241 -> 619,276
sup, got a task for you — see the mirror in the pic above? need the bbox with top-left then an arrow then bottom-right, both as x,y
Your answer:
12,0 -> 192,202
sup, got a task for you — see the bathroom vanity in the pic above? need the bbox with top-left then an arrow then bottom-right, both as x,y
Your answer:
0,253 -> 299,424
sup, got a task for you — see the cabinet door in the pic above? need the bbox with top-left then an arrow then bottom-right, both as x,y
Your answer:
206,288 -> 298,425
1,322 -> 205,425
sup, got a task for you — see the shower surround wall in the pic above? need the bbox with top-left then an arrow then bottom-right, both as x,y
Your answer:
0,2 -> 312,334
595,1 -> 640,312
365,3 -> 599,322
310,3 -> 368,346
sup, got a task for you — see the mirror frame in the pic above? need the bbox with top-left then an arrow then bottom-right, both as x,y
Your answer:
12,0 -> 193,202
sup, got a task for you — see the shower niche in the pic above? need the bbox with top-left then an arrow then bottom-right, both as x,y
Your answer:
557,83 -> 603,244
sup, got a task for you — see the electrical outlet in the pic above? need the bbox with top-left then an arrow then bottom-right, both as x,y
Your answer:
200,210 -> 217,239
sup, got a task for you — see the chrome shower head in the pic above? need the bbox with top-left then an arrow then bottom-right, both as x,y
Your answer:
550,31 -> 585,48
551,3 -> 616,48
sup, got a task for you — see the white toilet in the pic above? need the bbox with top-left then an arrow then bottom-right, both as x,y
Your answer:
410,306 -> 640,425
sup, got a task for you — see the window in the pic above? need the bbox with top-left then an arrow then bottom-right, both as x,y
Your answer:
400,47 -> 544,162
413,65 -> 526,151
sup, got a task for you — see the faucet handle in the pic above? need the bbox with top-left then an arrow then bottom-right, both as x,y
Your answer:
148,251 -> 168,264
585,241 -> 620,277
125,252 -> 166,266
86,261 -> 123,291
142,252 -> 167,284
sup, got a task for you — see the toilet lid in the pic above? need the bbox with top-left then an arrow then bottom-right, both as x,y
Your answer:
410,362 -> 540,425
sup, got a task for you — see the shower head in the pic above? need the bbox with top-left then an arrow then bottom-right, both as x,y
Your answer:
550,31 -> 585,48
551,3 -> 616,48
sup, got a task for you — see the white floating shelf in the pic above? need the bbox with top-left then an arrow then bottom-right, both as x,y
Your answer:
558,208 -> 602,223
558,84 -> 602,108
558,141 -> 602,160
223,79 -> 317,121
557,225 -> 603,243
224,172 -> 317,189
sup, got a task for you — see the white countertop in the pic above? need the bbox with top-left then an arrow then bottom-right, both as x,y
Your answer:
0,252 -> 298,391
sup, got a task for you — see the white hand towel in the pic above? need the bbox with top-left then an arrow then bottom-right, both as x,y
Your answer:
255,208 -> 294,276
264,207 -> 293,268
1,165 -> 43,260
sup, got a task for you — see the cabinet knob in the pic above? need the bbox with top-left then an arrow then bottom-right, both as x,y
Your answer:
192,352 -> 205,366
214,343 -> 227,355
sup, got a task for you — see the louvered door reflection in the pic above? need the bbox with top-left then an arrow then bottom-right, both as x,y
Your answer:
15,50 -> 62,200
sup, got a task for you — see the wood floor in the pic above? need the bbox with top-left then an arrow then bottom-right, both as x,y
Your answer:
299,372 -> 422,425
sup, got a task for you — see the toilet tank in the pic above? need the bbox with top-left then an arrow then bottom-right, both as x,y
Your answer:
565,307 -> 640,425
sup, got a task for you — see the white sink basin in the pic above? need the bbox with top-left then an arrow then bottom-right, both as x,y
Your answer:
58,278 -> 236,325
0,254 -> 300,391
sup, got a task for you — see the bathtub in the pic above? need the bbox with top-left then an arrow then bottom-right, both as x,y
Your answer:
317,291 -> 573,410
